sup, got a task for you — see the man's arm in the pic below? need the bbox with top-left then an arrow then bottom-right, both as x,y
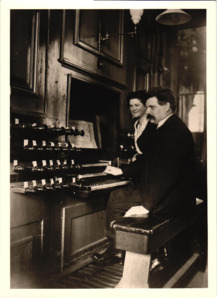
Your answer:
121,154 -> 145,178
104,155 -> 145,178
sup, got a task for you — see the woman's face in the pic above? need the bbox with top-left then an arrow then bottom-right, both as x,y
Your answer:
129,98 -> 146,119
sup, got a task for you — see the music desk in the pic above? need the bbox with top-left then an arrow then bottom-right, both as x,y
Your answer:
112,201 -> 205,288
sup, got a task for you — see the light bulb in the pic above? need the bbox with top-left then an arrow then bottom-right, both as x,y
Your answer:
130,9 -> 143,25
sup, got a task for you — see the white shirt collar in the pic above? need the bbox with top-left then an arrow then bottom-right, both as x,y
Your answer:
134,115 -> 149,154
157,113 -> 174,129
134,114 -> 148,129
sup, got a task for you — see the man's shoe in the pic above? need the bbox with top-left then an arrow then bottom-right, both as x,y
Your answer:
150,246 -> 169,273
150,257 -> 165,273
92,251 -> 111,263
92,246 -> 122,264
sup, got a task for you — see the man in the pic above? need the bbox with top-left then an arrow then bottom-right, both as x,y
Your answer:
92,87 -> 196,263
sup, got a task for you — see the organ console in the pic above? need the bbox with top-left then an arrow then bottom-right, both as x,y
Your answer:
11,117 -> 133,200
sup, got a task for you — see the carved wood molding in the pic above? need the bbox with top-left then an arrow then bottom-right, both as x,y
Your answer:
58,58 -> 127,90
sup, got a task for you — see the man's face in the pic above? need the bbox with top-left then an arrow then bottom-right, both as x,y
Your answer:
146,96 -> 169,124
129,98 -> 146,119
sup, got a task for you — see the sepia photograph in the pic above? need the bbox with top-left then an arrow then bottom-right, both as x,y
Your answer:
0,0 -> 216,297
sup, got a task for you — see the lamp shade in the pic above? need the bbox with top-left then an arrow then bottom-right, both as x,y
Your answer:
156,9 -> 191,25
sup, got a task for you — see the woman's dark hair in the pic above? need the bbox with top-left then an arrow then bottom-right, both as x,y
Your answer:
126,90 -> 149,107
148,86 -> 176,112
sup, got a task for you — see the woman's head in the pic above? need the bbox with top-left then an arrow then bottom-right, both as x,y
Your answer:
126,90 -> 149,120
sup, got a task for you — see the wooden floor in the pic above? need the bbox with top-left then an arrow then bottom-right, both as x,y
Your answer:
10,256 -> 207,289
50,262 -> 123,288
48,257 -> 208,289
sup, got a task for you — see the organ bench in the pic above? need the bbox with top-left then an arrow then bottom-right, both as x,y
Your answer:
112,200 -> 206,288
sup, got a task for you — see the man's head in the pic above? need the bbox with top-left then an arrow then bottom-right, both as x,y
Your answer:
126,90 -> 149,119
146,87 -> 176,124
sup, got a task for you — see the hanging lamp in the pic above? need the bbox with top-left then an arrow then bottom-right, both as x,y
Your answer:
156,9 -> 191,25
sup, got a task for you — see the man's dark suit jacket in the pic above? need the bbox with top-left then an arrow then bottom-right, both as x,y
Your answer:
122,114 -> 196,218
136,120 -> 157,155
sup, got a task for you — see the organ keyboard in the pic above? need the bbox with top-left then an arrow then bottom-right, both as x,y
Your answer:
68,171 -> 131,197
79,162 -> 111,168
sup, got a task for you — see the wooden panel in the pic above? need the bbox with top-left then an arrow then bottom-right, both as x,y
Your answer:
69,210 -> 106,253
75,10 -> 100,52
10,221 -> 44,288
10,10 -> 48,115
63,196 -> 108,264
100,10 -> 123,62
11,236 -> 33,272
46,10 -> 68,123
10,186 -> 46,228
60,10 -> 127,88
11,220 -> 43,243
133,66 -> 150,91
11,236 -> 33,288
10,11 -> 37,92
74,10 -> 123,65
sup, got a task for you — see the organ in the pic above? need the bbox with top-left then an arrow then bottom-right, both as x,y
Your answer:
10,93 -> 133,283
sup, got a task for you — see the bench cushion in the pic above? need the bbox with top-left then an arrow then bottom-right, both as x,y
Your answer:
112,215 -> 171,235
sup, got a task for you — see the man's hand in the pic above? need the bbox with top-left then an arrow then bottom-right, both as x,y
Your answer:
104,165 -> 123,176
124,206 -> 149,218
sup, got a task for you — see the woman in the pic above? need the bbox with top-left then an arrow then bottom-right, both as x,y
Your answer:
126,90 -> 156,161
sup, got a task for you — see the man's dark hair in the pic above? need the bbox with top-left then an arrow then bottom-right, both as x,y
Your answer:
148,86 -> 176,112
126,90 -> 149,107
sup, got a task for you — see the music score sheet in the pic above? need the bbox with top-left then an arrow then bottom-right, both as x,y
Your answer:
68,120 -> 98,149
